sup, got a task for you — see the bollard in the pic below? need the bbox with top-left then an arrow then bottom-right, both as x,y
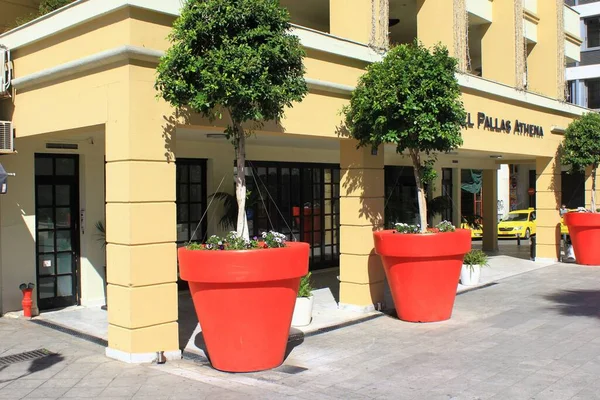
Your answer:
530,236 -> 536,261
19,283 -> 35,318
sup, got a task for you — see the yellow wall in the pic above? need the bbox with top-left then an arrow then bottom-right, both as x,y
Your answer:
0,131 -> 106,313
481,1 -> 517,86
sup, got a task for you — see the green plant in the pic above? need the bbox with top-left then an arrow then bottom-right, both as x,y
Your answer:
463,250 -> 489,270
156,0 -> 308,240
189,231 -> 286,251
344,40 -> 466,233
298,272 -> 313,298
393,220 -> 455,234
562,112 -> 600,212
95,221 -> 106,249
210,191 -> 259,230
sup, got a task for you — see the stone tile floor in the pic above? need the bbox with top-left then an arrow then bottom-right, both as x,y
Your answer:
3,262 -> 600,399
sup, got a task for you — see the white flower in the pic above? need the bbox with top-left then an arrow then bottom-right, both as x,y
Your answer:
261,232 -> 267,238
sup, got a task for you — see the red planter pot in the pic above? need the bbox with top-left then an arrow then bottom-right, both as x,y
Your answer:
178,242 -> 309,372
373,229 -> 471,323
564,212 -> 600,266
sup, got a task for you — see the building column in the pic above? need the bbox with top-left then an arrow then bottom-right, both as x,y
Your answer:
482,169 -> 498,252
431,166 -> 443,226
526,1 -> 563,99
535,157 -> 561,262
105,74 -> 179,363
480,1 -> 518,86
452,168 -> 462,227
339,140 -> 385,312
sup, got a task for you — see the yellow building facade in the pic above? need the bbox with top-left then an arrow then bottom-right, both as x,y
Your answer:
0,0 -> 593,362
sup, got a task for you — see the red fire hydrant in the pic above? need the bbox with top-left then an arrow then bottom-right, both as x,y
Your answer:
19,283 -> 35,318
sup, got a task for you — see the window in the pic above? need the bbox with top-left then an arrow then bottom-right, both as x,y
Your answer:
244,161 -> 340,270
587,18 -> 600,48
587,79 -> 600,109
176,159 -> 207,245
441,168 -> 453,222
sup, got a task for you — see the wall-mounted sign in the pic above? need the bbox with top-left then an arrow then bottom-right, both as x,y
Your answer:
465,112 -> 544,137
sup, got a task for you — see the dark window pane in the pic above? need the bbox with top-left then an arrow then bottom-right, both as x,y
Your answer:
190,204 -> 202,222
177,165 -> 189,183
190,165 -> 203,183
56,158 -> 75,176
588,79 -> 600,109
177,223 -> 190,243
56,208 -> 71,228
57,276 -> 73,297
588,18 -> 600,48
56,231 -> 72,252
57,253 -> 73,274
190,184 -> 203,202
35,158 -> 53,176
38,255 -> 55,276
177,204 -> 189,223
177,184 -> 189,202
38,231 -> 54,253
37,208 -> 54,229
38,185 -> 53,206
56,185 -> 70,206
38,277 -> 55,299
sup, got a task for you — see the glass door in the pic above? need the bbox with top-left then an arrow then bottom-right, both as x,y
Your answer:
35,154 -> 80,310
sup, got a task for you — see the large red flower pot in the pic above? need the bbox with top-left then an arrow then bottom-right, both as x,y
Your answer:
564,212 -> 600,266
373,229 -> 471,322
178,242 -> 309,372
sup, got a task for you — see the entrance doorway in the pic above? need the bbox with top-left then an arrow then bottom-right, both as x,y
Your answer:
34,154 -> 80,310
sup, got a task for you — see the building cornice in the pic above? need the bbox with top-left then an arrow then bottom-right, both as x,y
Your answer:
11,45 -> 589,119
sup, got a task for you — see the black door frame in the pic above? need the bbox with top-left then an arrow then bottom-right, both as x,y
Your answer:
34,153 -> 81,310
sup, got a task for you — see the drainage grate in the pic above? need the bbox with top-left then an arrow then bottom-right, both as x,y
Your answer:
0,349 -> 53,366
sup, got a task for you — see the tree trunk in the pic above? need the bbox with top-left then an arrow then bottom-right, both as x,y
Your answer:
234,122 -> 250,240
410,150 -> 428,233
592,166 -> 597,213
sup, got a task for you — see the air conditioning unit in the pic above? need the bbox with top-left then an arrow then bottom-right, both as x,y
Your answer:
0,45 -> 11,97
0,121 -> 14,153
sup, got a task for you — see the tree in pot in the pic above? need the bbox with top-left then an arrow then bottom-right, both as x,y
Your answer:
561,112 -> 600,265
155,0 -> 309,372
343,40 -> 472,322
292,272 -> 314,327
460,250 -> 489,286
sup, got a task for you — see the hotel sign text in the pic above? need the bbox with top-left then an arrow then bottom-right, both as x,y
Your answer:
465,112 -> 544,137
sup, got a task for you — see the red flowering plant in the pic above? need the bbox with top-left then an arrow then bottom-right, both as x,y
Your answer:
187,231 -> 287,251
393,220 -> 455,234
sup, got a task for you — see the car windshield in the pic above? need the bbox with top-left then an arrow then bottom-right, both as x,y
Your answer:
503,213 -> 528,222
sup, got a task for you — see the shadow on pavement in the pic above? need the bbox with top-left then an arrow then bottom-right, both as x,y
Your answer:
544,289 -> 600,319
0,353 -> 64,384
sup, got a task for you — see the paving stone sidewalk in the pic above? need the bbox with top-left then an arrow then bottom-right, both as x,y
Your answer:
3,262 -> 600,399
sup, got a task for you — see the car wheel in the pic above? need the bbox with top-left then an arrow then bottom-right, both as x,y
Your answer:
525,229 -> 531,239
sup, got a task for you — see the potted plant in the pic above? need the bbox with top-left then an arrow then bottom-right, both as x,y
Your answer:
291,272 -> 314,327
562,112 -> 600,265
156,0 -> 309,372
344,40 -> 471,323
460,250 -> 488,286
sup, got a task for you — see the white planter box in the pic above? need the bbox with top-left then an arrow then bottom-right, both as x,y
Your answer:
291,295 -> 314,327
460,264 -> 481,286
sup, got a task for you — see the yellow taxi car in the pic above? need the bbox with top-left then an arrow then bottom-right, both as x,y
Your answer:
498,208 -> 536,239
461,216 -> 483,239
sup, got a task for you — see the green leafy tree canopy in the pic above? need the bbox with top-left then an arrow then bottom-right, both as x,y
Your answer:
561,112 -> 600,212
344,40 -> 466,232
156,0 -> 308,239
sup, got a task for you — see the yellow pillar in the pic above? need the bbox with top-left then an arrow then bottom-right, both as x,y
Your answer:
535,157 -> 561,262
482,169 -> 498,252
526,2 -> 563,99
417,0 -> 466,69
431,166 -> 443,226
330,0 -> 387,47
481,0 -> 518,86
339,140 -> 385,312
105,66 -> 179,363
